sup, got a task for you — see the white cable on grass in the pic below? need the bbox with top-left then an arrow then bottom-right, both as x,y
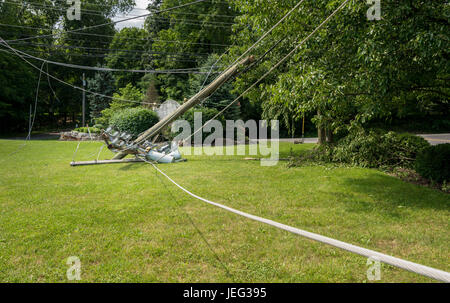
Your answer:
146,159 -> 450,283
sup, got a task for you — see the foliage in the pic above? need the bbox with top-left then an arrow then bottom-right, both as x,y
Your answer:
87,69 -> 116,122
112,83 -> 144,104
139,74 -> 161,108
228,0 -> 449,138
189,54 -> 241,121
317,129 -> 430,169
73,127 -> 101,134
105,27 -> 148,88
96,84 -> 143,126
145,0 -> 237,100
109,107 -> 159,137
415,144 -> 450,183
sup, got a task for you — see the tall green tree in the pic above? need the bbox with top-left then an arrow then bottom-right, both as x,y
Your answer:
144,0 -> 238,100
0,0 -> 136,131
189,54 -> 240,121
87,69 -> 116,122
228,0 -> 449,141
105,27 -> 147,88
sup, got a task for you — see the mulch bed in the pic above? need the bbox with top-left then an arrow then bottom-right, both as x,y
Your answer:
388,167 -> 449,193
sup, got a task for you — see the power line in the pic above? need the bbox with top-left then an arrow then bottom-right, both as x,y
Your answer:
0,47 -> 212,64
0,37 -> 160,106
41,0 -> 234,12
1,1 -> 238,26
0,45 -> 222,74
227,0 -> 307,71
151,161 -> 234,280
0,23 -> 231,47
184,0 -> 350,143
5,0 -> 209,42
147,159 -> 450,283
7,40 -> 214,57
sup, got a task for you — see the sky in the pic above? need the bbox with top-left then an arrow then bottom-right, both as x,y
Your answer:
113,0 -> 150,30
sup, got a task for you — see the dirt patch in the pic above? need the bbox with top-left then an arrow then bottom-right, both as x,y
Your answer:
387,167 -> 449,193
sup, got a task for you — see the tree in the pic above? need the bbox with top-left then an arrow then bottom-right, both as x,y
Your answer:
228,0 -> 449,142
0,0 -> 137,131
144,0 -> 238,100
189,53 -> 240,121
87,69 -> 116,123
96,83 -> 143,126
105,27 -> 148,89
139,74 -> 161,109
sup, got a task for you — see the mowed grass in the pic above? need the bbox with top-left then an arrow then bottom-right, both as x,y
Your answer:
0,139 -> 448,283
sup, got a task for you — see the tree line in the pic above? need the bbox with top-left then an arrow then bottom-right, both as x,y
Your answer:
0,0 -> 448,138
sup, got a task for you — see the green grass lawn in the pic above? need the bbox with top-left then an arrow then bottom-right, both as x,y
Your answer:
0,139 -> 448,282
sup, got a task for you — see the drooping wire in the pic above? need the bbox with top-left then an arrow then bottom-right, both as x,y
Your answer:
26,61 -> 45,140
0,46 -> 221,74
6,0 -> 209,42
182,0 -> 351,144
142,156 -> 235,281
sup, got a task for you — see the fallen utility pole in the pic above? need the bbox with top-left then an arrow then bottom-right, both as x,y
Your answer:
112,56 -> 254,160
70,158 -> 145,167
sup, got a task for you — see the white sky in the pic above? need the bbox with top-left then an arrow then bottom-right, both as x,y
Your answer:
113,0 -> 150,30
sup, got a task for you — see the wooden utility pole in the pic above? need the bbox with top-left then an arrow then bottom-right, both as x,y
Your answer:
112,56 -> 254,160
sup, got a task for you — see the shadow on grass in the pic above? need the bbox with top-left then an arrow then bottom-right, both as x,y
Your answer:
339,173 -> 450,213
118,163 -> 146,171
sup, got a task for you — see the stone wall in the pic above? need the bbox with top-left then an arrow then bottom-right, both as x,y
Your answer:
59,131 -> 102,141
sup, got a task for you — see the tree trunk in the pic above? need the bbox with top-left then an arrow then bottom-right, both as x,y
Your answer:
325,128 -> 334,143
317,110 -> 326,144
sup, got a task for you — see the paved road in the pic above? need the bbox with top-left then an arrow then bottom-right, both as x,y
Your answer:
3,132 -> 450,145
417,133 -> 450,146
252,133 -> 450,145
2,132 -> 61,140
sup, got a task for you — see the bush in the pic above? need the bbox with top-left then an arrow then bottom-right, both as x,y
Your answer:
322,128 -> 430,168
95,84 -> 144,126
73,127 -> 101,133
109,107 -> 159,138
415,144 -> 450,183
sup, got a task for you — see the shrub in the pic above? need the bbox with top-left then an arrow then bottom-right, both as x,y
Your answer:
73,127 -> 101,133
322,128 -> 430,168
95,84 -> 144,126
415,144 -> 450,183
109,107 -> 159,138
